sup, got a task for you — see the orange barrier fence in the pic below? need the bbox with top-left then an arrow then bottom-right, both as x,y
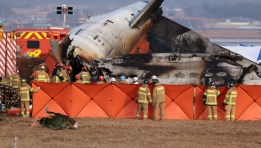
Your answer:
32,82 -> 261,120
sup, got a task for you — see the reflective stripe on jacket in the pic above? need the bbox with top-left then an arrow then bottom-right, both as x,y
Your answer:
204,88 -> 220,105
52,75 -> 61,83
12,78 -> 20,88
60,69 -> 70,82
153,84 -> 165,103
19,85 -> 38,101
36,70 -> 49,82
80,72 -> 91,84
137,85 -> 151,103
224,87 -> 237,105
19,86 -> 31,101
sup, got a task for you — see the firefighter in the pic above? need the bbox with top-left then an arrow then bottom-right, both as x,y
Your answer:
0,76 -> 5,85
52,63 -> 65,83
151,75 -> 158,84
36,64 -> 50,82
11,70 -> 21,89
133,76 -> 139,84
152,79 -> 165,120
3,75 -> 12,86
57,64 -> 71,82
119,75 -> 128,84
96,75 -> 106,84
136,79 -> 152,120
51,63 -> 60,82
77,66 -> 91,84
204,82 -> 220,120
19,79 -> 40,117
65,64 -> 73,81
75,74 -> 83,84
110,77 -> 117,83
224,83 -> 238,121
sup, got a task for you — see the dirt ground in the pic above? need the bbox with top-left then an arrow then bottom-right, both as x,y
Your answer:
0,115 -> 260,148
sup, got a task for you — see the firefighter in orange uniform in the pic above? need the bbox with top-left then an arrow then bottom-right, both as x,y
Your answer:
136,79 -> 152,120
224,83 -> 238,121
77,66 -> 91,84
19,79 -> 40,117
36,64 -> 50,82
152,79 -> 165,120
204,82 -> 220,120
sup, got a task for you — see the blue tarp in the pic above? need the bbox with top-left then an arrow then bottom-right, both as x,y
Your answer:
223,45 -> 261,65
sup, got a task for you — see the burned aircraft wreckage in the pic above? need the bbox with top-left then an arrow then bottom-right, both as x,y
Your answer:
54,0 -> 261,86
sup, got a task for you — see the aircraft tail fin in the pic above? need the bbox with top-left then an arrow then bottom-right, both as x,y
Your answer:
129,0 -> 164,28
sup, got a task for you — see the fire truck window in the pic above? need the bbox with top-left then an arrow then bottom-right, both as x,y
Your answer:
27,40 -> 40,48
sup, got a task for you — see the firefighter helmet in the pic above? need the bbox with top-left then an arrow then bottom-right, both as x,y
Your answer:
57,63 -> 64,68
143,79 -> 149,84
75,74 -> 80,80
82,66 -> 88,71
133,77 -> 138,82
99,75 -> 104,81
40,65 -> 45,70
21,79 -> 26,83
110,77 -> 116,82
120,75 -> 126,80
151,75 -> 157,80
65,65 -> 73,72
39,63 -> 46,70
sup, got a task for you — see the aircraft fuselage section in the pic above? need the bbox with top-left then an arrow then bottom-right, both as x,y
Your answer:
68,1 -> 153,62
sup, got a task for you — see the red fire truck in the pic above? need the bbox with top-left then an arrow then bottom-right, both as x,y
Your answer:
15,27 -> 69,57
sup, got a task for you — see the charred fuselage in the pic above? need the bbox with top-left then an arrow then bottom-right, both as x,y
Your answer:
55,0 -> 261,86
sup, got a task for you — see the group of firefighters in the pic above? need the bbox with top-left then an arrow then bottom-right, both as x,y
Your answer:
50,62 -> 143,84
136,77 -> 238,121
204,82 -> 238,121
136,76 -> 166,120
0,71 -> 40,117
0,62 -> 238,121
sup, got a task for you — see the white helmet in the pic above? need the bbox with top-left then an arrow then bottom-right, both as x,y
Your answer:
110,77 -> 116,82
133,77 -> 138,82
133,82 -> 139,84
151,75 -> 157,80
